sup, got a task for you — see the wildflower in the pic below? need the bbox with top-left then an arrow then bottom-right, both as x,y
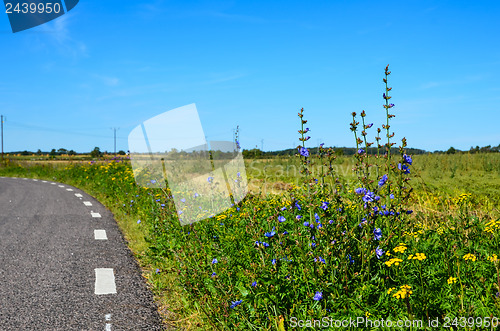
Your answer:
137,220 -> 141,224
262,242 -> 269,247
272,259 -> 276,265
313,291 -> 323,301
318,256 -> 326,264
155,268 -> 160,274
376,246 -> 384,259
212,258 -> 218,264
385,258 -> 403,267
314,213 -> 320,222
304,127 -> 310,133
296,215 -> 302,221
355,187 -> 367,195
211,272 -> 217,277
251,281 -> 257,287
278,215 -> 286,223
373,228 -> 382,240
403,154 -> 412,165
408,252 -> 426,260
207,176 -> 214,183
447,277 -> 457,285
280,206 -> 287,211
347,254 -> 355,264
390,194 -> 395,199
328,220 -> 334,224
265,228 -> 276,237
150,179 -> 157,184
378,174 -> 388,187
181,198 -> 186,203
357,148 -> 364,154
299,147 -> 310,157
295,202 -> 302,210
311,243 -> 316,248
321,201 -> 329,211
398,163 -> 410,174
365,123 -> 373,129
393,243 -> 407,253
362,191 -> 375,203
303,221 -> 310,227
463,253 -> 477,262
487,254 -> 498,262
392,285 -> 412,299
230,300 -> 242,309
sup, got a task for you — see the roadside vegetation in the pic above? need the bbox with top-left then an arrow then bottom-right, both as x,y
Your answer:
1,65 -> 499,330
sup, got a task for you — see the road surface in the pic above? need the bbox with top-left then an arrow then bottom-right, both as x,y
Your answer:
0,176 -> 165,330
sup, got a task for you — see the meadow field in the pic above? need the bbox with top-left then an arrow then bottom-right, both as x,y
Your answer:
1,67 -> 499,330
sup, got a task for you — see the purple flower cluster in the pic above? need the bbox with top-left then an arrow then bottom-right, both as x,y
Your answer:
373,228 -> 382,240
313,291 -> 323,301
230,300 -> 242,309
299,147 -> 310,157
376,246 -> 384,259
378,174 -> 388,187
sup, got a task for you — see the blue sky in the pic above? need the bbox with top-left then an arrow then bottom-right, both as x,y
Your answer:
1,0 -> 499,153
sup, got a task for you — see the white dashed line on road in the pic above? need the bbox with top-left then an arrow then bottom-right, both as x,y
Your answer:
42,180 -> 47,183
91,212 -> 101,218
94,268 -> 117,295
83,201 -> 92,206
51,183 -> 56,185
105,323 -> 112,331
66,188 -> 74,191
75,193 -> 83,198
58,185 -> 64,188
33,179 -> 38,181
94,230 -> 108,240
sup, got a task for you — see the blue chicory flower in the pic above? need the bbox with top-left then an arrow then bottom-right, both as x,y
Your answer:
373,228 -> 382,240
321,201 -> 329,211
313,291 -> 323,301
278,216 -> 286,223
378,174 -> 388,187
265,227 -> 276,238
299,147 -> 310,157
212,258 -> 218,264
376,246 -> 384,259
230,300 -> 242,309
403,154 -> 412,165
355,187 -> 367,195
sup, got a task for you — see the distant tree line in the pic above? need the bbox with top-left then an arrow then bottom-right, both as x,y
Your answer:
241,146 -> 428,159
434,144 -> 500,155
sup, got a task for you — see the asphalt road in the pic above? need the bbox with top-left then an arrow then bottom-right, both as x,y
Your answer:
0,176 -> 165,330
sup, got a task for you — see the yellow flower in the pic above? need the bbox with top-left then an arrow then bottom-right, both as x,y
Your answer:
392,285 -> 412,299
387,287 -> 395,294
385,258 -> 403,267
393,243 -> 408,253
409,253 -> 426,261
487,254 -> 498,262
463,253 -> 477,262
447,277 -> 457,285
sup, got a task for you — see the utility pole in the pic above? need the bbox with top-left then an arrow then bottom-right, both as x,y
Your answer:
1,115 -> 4,161
111,127 -> 119,157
